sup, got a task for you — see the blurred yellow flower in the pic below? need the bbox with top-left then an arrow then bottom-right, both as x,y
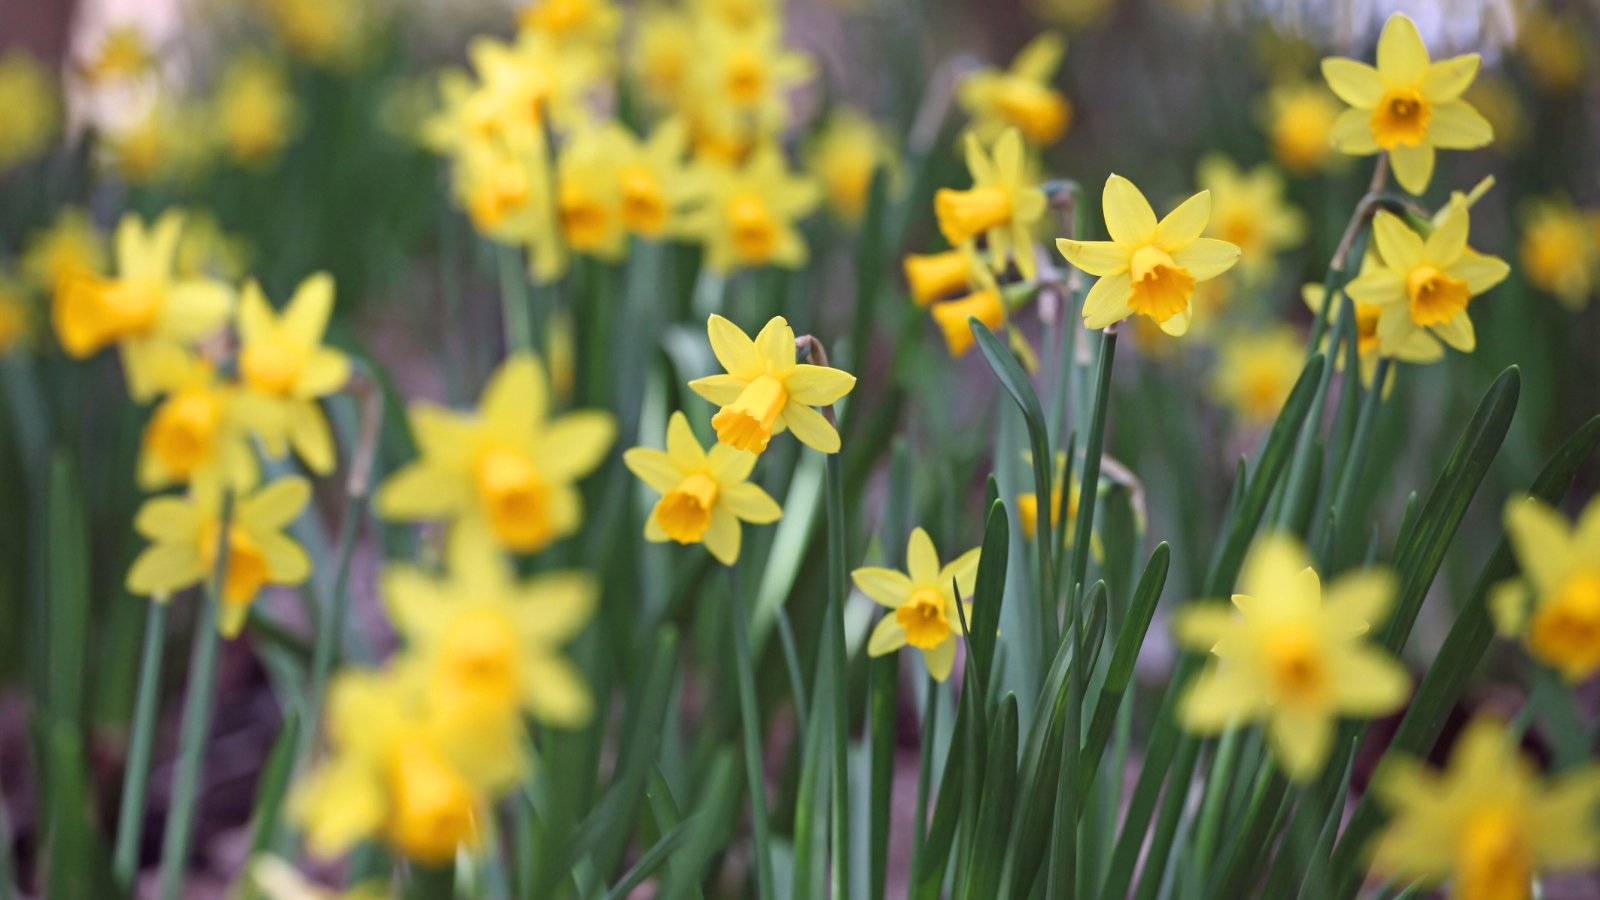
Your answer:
958,33 -> 1072,147
440,33 -> 600,151
1491,496 -> 1600,682
22,208 -> 107,300
1518,197 -> 1599,311
103,99 -> 215,184
79,25 -> 157,85
1015,451 -> 1101,559
1260,81 -> 1340,175
936,128 -> 1047,279
1175,533 -> 1409,781
624,411 -> 782,564
691,0 -> 777,32
293,666 -> 498,863
1302,266 -> 1440,391
807,107 -> 895,224
853,527 -> 982,682
556,123 -> 629,259
385,524 -> 597,747
261,0 -> 369,69
0,50 -> 60,171
233,274 -> 352,475
616,118 -> 703,239
688,20 -> 815,143
684,144 -> 818,272
903,250 -> 974,308
1056,174 -> 1240,336
518,0 -> 622,51
1196,155 -> 1304,284
1208,326 -> 1304,427
136,347 -> 257,492
377,353 -> 616,552
1321,13 -> 1492,194
175,212 -> 252,281
1516,9 -> 1588,94
127,475 -> 312,638
53,211 -> 234,401
214,54 -> 299,168
1344,204 -> 1508,358
1370,716 -> 1600,898
931,288 -> 1004,358
630,9 -> 696,110
1463,77 -> 1525,155
688,315 -> 856,454
455,135 -> 567,282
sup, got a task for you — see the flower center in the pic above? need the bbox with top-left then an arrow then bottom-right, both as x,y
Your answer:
1455,804 -> 1530,900
1127,245 -> 1196,323
559,181 -> 613,250
385,739 -> 479,865
1371,87 -> 1431,149
993,80 -> 1071,145
199,523 -> 271,608
146,387 -> 224,480
896,588 -> 952,650
727,191 -> 780,264
1262,623 -> 1328,708
711,374 -> 788,453
621,163 -> 668,236
473,445 -> 554,551
1405,265 -> 1471,327
724,49 -> 766,106
437,608 -> 521,716
1219,213 -> 1256,252
1528,570 -> 1600,679
935,186 -> 1012,245
654,472 -> 720,543
240,337 -> 304,396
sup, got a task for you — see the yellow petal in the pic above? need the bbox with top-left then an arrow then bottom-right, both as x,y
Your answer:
134,496 -> 201,540
867,614 -> 907,656
287,402 -> 336,475
721,482 -> 781,524
688,373 -> 749,406
1179,665 -> 1263,732
664,410 -> 707,470
624,447 -> 682,494
242,477 -> 312,529
161,280 -> 234,342
1387,143 -> 1434,195
703,506 -> 741,564
1102,174 -> 1157,246
852,566 -> 913,608
1332,647 -> 1410,715
1268,708 -> 1333,781
1370,210 -> 1425,272
1487,578 -> 1530,637
1504,498 -> 1575,595
535,411 -> 616,479
1320,58 -> 1385,108
1429,312 -> 1475,352
780,401 -> 840,453
936,546 -> 982,597
1322,570 -> 1398,635
126,543 -> 205,597
907,527 -> 941,585
519,655 -> 593,727
237,280 -> 274,344
1423,203 -> 1468,263
753,316 -> 797,370
1081,272 -> 1132,329
1446,251 -> 1509,294
1329,107 -> 1380,154
707,442 -> 758,484
259,532 -> 312,585
1376,14 -> 1430,85
1239,533 -> 1314,602
283,272 -> 336,347
1056,238 -> 1128,277
785,364 -> 856,406
1154,190 -> 1210,250
1170,238 -> 1241,281
480,353 -> 547,431
1157,307 -> 1192,336
294,349 -> 351,398
515,571 -> 597,642
1420,55 -> 1480,103
1426,101 -> 1492,150
707,314 -> 761,379
1172,604 -> 1237,651
376,464 -> 468,519
923,639 -> 956,682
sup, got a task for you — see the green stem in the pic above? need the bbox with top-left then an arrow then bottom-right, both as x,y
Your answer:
823,451 -> 853,900
1321,357 -> 1393,561
727,568 -> 776,899
499,244 -> 534,354
909,674 -> 938,875
113,600 -> 169,888
157,494 -> 233,900
1189,723 -> 1243,884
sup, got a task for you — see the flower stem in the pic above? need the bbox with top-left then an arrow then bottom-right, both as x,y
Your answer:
112,599 -> 169,888
908,673 -> 938,875
156,493 -> 234,900
823,451 -> 853,900
727,567 -> 777,898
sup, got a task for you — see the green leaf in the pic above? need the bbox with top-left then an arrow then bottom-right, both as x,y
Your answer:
46,455 -> 89,725
244,713 -> 301,862
959,694 -> 1020,899
970,500 -> 1010,687
1079,543 -> 1169,795
868,652 -> 899,900
603,817 -> 696,900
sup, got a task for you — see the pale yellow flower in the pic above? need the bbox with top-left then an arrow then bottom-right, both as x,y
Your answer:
958,33 -> 1072,147
806,107 -> 896,224
214,54 -> 299,168
854,528 -> 982,682
1260,81 -> 1340,175
1209,326 -> 1305,427
936,128 -> 1048,280
682,145 -> 818,273
1518,197 -> 1600,311
688,315 -> 856,454
1491,496 -> 1600,682
1196,155 -> 1305,285
0,50 -> 60,171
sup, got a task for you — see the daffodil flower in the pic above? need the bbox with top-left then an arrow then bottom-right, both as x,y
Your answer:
385,523 -> 597,761
688,315 -> 856,454
21,207 -> 106,300
1261,81 -> 1341,175
853,528 -> 982,682
903,249 -> 974,308
555,122 -> 629,260
1518,196 -> 1600,311
52,211 -> 234,401
234,273 -> 352,475
1344,204 -> 1508,357
0,49 -> 61,172
617,117 -> 704,239
517,0 -> 622,50
1057,174 -> 1240,336
1015,451 -> 1102,561
126,475 -> 312,638
1196,155 -> 1305,286
292,665 -> 501,864
935,128 -> 1046,280
1175,533 -> 1409,781
214,54 -> 298,168
376,353 -> 615,552
683,144 -> 819,273
1208,327 -> 1307,427
689,18 -> 815,140
1490,496 -> 1600,681
806,107 -> 895,224
930,288 -> 1005,358
1302,257 -> 1442,391
135,346 -> 257,491
1321,13 -> 1492,194
1370,716 -> 1600,899
958,33 -> 1072,147
624,411 -> 781,564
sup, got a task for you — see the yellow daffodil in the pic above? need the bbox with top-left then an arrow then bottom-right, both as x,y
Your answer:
807,108 -> 895,224
1015,451 -> 1102,559
624,411 -> 782,564
684,145 -> 818,273
1370,715 -> 1600,899
903,250 -> 974,308
376,353 -> 615,552
80,25 -> 157,85
136,347 -> 257,491
103,99 -> 216,185
555,123 -> 629,260
1057,174 -> 1240,336
1490,496 -> 1600,682
853,528 -> 982,682
1321,13 -> 1492,194
0,50 -> 60,171
688,19 -> 814,139
233,274 -> 352,475
1209,327 -> 1306,427
1344,204 -> 1508,358
261,0 -> 369,70
214,54 -> 299,168
21,208 -> 107,300
688,315 -> 856,454
930,289 -> 1005,358
1302,264 -> 1440,391
293,665 -> 501,864
53,211 -> 234,401
385,523 -> 597,759
936,128 -> 1047,280
518,0 -> 622,51
1516,9 -> 1588,94
126,476 -> 312,637
450,32 -> 600,150
958,33 -> 1072,147
630,9 -> 696,110
1196,155 -> 1305,285
1175,533 -> 1409,781
1260,81 -> 1340,174
0,278 -> 29,354
1518,197 -> 1600,311
454,135 -> 567,283
615,118 -> 703,239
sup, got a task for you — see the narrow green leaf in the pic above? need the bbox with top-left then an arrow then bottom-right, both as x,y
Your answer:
868,653 -> 899,900
960,694 -> 1020,899
1079,543 -> 1169,795
244,713 -> 301,860
603,817 -> 696,900
970,500 -> 1009,686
